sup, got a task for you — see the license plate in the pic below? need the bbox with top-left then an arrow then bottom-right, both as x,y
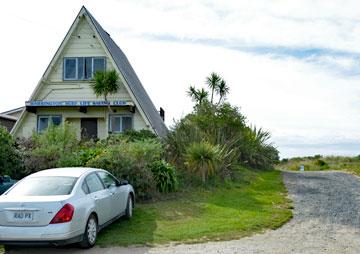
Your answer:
13,211 -> 33,221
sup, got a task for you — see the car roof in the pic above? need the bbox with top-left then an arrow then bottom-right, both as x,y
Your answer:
28,167 -> 102,178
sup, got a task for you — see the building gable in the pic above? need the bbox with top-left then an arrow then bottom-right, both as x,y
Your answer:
34,15 -> 131,102
12,6 -> 167,138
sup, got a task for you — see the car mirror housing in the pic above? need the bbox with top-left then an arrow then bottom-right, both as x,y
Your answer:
120,180 -> 129,186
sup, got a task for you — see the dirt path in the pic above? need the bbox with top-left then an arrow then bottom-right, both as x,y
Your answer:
8,171 -> 360,254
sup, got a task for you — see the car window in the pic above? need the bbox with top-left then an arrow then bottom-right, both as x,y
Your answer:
6,176 -> 77,196
82,181 -> 90,194
85,173 -> 104,193
97,171 -> 117,188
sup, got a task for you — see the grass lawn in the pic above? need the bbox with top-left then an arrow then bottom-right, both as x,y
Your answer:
97,169 -> 292,246
277,156 -> 360,176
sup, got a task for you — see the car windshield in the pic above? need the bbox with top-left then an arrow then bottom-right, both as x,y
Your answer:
6,176 -> 78,196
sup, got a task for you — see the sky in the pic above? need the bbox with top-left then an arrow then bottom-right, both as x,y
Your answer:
1,0 -> 360,158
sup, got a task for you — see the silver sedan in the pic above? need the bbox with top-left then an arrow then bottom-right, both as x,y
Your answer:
0,167 -> 135,248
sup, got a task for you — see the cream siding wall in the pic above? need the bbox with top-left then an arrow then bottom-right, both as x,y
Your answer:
35,16 -> 131,102
15,113 -> 36,138
16,107 -> 149,139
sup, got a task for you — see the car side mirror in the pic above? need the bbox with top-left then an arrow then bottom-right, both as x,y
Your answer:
119,180 -> 129,186
0,177 -> 3,184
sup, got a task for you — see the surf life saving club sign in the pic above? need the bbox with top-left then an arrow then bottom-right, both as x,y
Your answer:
25,101 -> 131,107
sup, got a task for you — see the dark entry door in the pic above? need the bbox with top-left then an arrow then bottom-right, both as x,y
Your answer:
81,118 -> 98,140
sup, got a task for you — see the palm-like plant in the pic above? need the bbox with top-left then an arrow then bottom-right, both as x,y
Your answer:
187,85 -> 198,102
197,88 -> 209,105
91,70 -> 120,112
216,79 -> 230,104
185,141 -> 220,183
187,86 -> 208,105
206,72 -> 221,104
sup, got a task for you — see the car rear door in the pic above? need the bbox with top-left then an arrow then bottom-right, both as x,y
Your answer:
85,173 -> 112,225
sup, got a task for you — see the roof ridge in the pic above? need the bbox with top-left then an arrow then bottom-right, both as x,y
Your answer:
83,7 -> 168,137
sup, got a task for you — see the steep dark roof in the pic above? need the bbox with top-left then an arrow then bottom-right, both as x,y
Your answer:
84,7 -> 168,137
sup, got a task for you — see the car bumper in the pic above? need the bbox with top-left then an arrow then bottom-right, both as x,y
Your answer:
0,223 -> 83,246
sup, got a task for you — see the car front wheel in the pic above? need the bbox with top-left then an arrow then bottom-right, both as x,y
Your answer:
79,214 -> 98,248
124,195 -> 133,219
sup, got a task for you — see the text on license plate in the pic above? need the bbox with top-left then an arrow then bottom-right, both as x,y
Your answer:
13,211 -> 33,221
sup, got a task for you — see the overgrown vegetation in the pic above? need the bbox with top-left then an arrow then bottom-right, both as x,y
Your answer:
87,138 -> 164,200
166,73 -> 279,186
16,126 -> 171,200
277,155 -> 360,176
0,126 -> 21,177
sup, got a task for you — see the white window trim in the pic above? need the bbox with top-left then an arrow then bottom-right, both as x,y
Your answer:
63,58 -> 78,80
108,114 -> 133,134
63,57 -> 106,81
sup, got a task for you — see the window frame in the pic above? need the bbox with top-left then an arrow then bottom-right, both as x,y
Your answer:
63,57 -> 106,81
108,114 -> 134,134
37,115 -> 62,133
85,173 -> 105,194
63,57 -> 78,80
82,181 -> 90,195
92,57 -> 106,75
97,171 -> 119,189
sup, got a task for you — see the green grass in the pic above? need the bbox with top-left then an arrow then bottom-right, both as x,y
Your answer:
97,169 -> 292,246
277,155 -> 360,176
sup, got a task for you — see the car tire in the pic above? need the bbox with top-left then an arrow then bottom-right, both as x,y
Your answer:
79,214 -> 98,249
124,195 -> 133,219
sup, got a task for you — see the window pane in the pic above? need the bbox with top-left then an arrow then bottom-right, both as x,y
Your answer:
86,174 -> 104,193
82,182 -> 89,194
122,117 -> 132,131
51,116 -> 62,126
97,172 -> 117,188
77,57 -> 84,80
64,58 -> 76,79
6,176 -> 77,196
110,116 -> 121,133
84,57 -> 92,79
38,117 -> 48,132
93,58 -> 105,74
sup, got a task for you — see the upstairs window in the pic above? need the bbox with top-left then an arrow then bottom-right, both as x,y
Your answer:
63,57 -> 106,80
109,115 -> 133,134
37,115 -> 62,132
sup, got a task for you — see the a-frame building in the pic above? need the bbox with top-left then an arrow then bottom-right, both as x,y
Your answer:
12,6 -> 167,139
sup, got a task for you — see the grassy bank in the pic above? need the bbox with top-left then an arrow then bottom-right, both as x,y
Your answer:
277,155 -> 360,176
97,169 -> 292,246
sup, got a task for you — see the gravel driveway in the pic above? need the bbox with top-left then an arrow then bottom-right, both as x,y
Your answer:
7,171 -> 360,254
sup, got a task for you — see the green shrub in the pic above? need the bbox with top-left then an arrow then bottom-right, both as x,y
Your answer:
165,102 -> 279,179
18,123 -> 80,174
185,141 -> 220,183
315,159 -> 327,167
150,160 -> 177,193
87,139 -> 163,200
0,126 -> 21,178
